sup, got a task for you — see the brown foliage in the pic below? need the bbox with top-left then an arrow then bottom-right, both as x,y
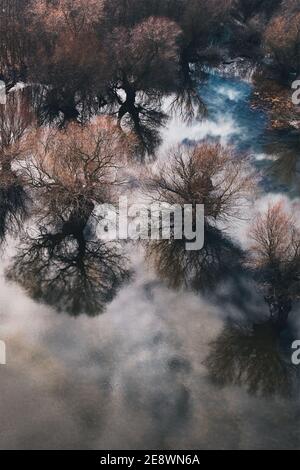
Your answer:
0,0 -> 29,82
264,1 -> 300,77
248,202 -> 300,326
249,202 -> 300,274
144,142 -> 253,290
0,90 -> 35,168
146,143 -> 254,222
21,116 -> 136,221
110,16 -> 182,92
28,0 -> 104,36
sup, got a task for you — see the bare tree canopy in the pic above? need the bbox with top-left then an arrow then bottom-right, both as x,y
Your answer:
248,202 -> 300,328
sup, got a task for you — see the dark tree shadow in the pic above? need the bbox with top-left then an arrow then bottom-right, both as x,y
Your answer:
6,213 -> 131,317
24,83 -> 106,129
169,61 -> 208,124
204,320 -> 298,398
263,129 -> 300,190
147,225 -> 245,293
0,168 -> 29,245
114,87 -> 168,161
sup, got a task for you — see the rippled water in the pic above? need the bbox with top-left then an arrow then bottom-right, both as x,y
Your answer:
1,72 -> 300,450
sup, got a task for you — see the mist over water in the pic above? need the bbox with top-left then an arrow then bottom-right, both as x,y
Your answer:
1,72 -> 300,450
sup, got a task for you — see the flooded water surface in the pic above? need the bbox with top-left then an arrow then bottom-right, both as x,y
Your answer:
1,72 -> 300,450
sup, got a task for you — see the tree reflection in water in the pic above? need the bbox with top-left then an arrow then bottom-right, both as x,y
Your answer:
205,202 -> 300,398
205,320 -> 297,397
263,129 -> 300,190
0,168 -> 29,245
144,142 -> 254,292
0,91 -> 34,245
5,117 -> 133,316
6,218 -> 131,317
146,225 -> 244,292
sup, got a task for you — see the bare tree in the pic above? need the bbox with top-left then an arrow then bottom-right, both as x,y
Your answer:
0,90 -> 34,244
20,116 -> 136,224
145,143 -> 254,220
144,142 -> 254,290
248,202 -> 300,328
264,0 -> 300,81
107,16 -> 182,158
25,0 -> 108,125
28,0 -> 104,37
0,0 -> 30,86
101,0 -> 185,29
6,115 -> 134,315
0,90 -> 34,170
